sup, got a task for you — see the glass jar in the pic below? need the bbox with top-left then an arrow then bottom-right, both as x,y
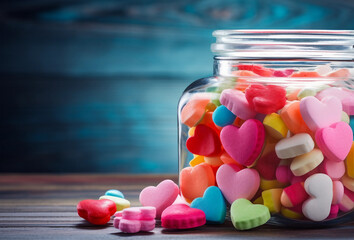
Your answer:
178,30 -> 354,227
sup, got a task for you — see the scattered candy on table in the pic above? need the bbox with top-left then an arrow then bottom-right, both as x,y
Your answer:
114,206 -> 156,233
76,64 -> 354,234
190,186 -> 226,224
230,198 -> 270,230
77,199 -> 116,225
139,179 -> 179,218
99,195 -> 130,211
105,189 -> 125,199
161,204 -> 206,229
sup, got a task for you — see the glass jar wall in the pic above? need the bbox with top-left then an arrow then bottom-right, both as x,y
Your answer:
178,30 -> 354,227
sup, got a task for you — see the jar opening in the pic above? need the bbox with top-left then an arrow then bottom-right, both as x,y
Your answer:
211,30 -> 354,61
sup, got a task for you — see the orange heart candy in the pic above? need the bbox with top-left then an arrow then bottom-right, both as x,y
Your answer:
280,101 -> 312,135
180,163 -> 216,203
181,96 -> 210,128
199,112 -> 222,134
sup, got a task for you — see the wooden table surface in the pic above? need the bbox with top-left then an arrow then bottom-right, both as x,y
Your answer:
1,174 -> 354,239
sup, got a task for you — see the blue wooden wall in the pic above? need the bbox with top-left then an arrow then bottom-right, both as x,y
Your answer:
0,0 -> 353,173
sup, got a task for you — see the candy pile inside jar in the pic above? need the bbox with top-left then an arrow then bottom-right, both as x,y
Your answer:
179,64 -> 354,229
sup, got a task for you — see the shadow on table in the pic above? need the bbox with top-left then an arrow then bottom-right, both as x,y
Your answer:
111,232 -> 154,237
75,222 -> 112,230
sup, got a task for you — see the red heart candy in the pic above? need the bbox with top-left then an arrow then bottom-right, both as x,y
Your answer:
236,64 -> 274,77
77,199 -> 116,225
255,151 -> 281,180
161,204 -> 206,229
186,124 -> 221,156
245,85 -> 287,114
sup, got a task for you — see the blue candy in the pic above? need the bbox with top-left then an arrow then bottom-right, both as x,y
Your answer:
105,189 -> 124,199
190,186 -> 226,224
350,116 -> 354,132
212,105 -> 236,127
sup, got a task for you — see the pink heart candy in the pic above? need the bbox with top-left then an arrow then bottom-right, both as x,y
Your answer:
320,158 -> 345,180
220,119 -> 265,166
315,122 -> 353,162
220,89 -> 257,120
332,181 -> 344,205
114,206 -> 156,233
300,96 -> 342,132
161,204 -> 206,229
216,163 -> 260,204
316,87 -> 354,115
118,219 -> 141,233
139,179 -> 179,218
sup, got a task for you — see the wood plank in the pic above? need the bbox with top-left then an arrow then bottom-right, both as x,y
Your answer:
0,174 -> 353,239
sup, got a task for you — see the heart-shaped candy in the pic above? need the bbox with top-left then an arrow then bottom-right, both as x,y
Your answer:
245,84 -> 287,114
220,89 -> 257,120
290,149 -> 324,177
216,164 -> 260,204
300,96 -> 342,132
263,113 -> 289,139
316,87 -> 354,115
280,101 -> 312,134
236,64 -> 274,77
315,122 -> 353,162
212,105 -> 236,127
255,151 -> 281,180
105,189 -> 124,199
139,179 -> 179,218
275,133 -> 314,160
114,207 -> 156,233
342,174 -> 354,192
273,69 -> 294,77
290,71 -> 322,78
262,188 -> 283,213
281,182 -> 309,208
321,157 -> 345,180
220,119 -> 265,166
276,160 -> 293,184
186,124 -> 221,157
161,204 -> 206,229
180,163 -> 215,203
332,181 -> 344,205
190,186 -> 226,224
339,187 -> 354,212
230,198 -> 270,230
181,94 -> 211,127
302,173 -> 333,221
77,199 -> 116,225
347,142 -> 354,178
99,195 -> 130,211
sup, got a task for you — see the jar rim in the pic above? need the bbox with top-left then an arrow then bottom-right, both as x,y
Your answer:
211,30 -> 354,61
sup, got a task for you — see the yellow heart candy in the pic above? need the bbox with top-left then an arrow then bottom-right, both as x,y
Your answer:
263,113 -> 289,140
189,155 -> 205,167
262,188 -> 283,213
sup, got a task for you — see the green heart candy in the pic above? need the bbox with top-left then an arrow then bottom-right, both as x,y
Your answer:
230,198 -> 270,230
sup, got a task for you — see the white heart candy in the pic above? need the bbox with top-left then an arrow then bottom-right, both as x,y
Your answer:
302,173 -> 333,221
275,133 -> 314,159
